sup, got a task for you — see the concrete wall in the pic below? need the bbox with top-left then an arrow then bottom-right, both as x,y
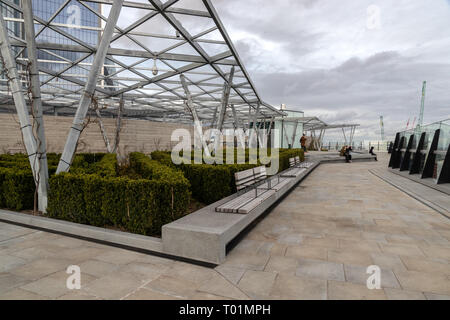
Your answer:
0,113 -> 193,155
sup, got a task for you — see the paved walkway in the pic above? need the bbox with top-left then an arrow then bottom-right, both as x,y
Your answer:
370,168 -> 450,217
1,154 -> 449,299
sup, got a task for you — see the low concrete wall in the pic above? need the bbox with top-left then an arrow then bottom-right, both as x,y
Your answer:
0,113 -> 193,154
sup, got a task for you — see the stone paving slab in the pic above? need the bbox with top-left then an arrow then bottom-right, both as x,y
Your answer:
0,154 -> 449,299
370,168 -> 450,217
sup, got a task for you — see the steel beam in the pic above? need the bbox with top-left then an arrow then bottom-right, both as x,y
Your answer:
230,104 -> 245,149
216,67 -> 235,132
57,0 -> 124,173
281,121 -> 290,149
23,0 -> 49,212
95,108 -> 112,153
0,13 -> 40,193
214,67 -> 234,153
291,120 -> 299,148
9,40 -> 237,66
180,74 -> 211,157
249,103 -> 260,148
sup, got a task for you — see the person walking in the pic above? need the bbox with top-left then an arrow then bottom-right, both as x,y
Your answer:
300,134 -> 307,153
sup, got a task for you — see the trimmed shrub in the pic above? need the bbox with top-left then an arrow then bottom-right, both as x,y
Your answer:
93,153 -> 117,177
0,154 -> 60,211
47,173 -> 86,223
179,164 -> 232,204
277,149 -> 305,172
149,149 -> 304,204
150,151 -> 175,168
0,167 -> 35,210
47,152 -> 191,236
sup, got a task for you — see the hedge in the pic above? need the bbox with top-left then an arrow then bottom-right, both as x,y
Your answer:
0,167 -> 35,211
92,153 -> 117,177
0,154 -> 61,210
277,149 -> 305,172
0,152 -> 113,212
150,148 -> 304,204
1,148 -> 304,233
47,153 -> 191,236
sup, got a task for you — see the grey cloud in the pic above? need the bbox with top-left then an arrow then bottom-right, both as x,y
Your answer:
212,0 -> 450,141
249,51 -> 450,139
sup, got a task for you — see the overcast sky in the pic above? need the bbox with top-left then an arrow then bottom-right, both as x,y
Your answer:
213,0 -> 450,141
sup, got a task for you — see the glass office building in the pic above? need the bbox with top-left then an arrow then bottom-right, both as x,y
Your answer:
1,1 -> 116,95
33,0 -> 99,93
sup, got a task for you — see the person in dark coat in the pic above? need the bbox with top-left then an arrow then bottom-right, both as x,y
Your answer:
345,146 -> 353,163
369,146 -> 378,161
300,134 -> 307,153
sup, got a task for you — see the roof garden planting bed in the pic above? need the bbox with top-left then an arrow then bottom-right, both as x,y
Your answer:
0,148 -> 304,238
0,152 -> 190,236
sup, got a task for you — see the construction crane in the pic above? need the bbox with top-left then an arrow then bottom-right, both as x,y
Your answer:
380,116 -> 385,141
416,81 -> 427,132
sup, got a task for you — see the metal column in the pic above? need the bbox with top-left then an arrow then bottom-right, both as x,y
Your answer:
57,0 -> 124,173
0,13 -> 40,204
214,66 -> 234,152
23,0 -> 49,212
180,74 -> 211,157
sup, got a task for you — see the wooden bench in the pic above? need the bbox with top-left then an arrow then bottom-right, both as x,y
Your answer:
298,159 -> 314,168
163,160 -> 320,264
216,166 -> 291,214
281,157 -> 306,177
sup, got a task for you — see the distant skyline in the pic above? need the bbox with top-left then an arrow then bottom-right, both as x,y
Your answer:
215,0 -> 450,141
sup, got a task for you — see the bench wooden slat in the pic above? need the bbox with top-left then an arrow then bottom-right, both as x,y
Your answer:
216,190 -> 256,213
270,179 -> 291,191
218,165 -> 277,214
235,166 -> 267,191
235,169 -> 254,180
281,168 -> 306,178
237,190 -> 275,214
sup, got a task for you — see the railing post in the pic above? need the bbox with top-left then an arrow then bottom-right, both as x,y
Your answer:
410,132 -> 426,174
422,129 -> 440,179
389,133 -> 400,167
400,134 -> 414,171
437,143 -> 450,184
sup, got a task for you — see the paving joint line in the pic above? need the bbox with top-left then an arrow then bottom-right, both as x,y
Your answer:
369,169 -> 449,220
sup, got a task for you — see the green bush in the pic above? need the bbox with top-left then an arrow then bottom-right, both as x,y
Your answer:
47,152 -> 191,236
1,149 -> 305,235
46,173 -> 87,223
0,154 -> 28,162
0,154 -> 61,211
149,149 -> 304,204
93,153 -> 117,177
179,164 -> 232,204
277,149 -> 305,172
150,151 -> 175,167
0,167 -> 35,210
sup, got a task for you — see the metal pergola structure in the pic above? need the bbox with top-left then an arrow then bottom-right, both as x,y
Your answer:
0,0 -> 282,122
306,123 -> 360,150
277,116 -> 326,149
0,0 -> 284,211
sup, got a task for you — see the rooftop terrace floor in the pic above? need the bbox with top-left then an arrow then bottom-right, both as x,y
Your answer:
0,154 -> 449,300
